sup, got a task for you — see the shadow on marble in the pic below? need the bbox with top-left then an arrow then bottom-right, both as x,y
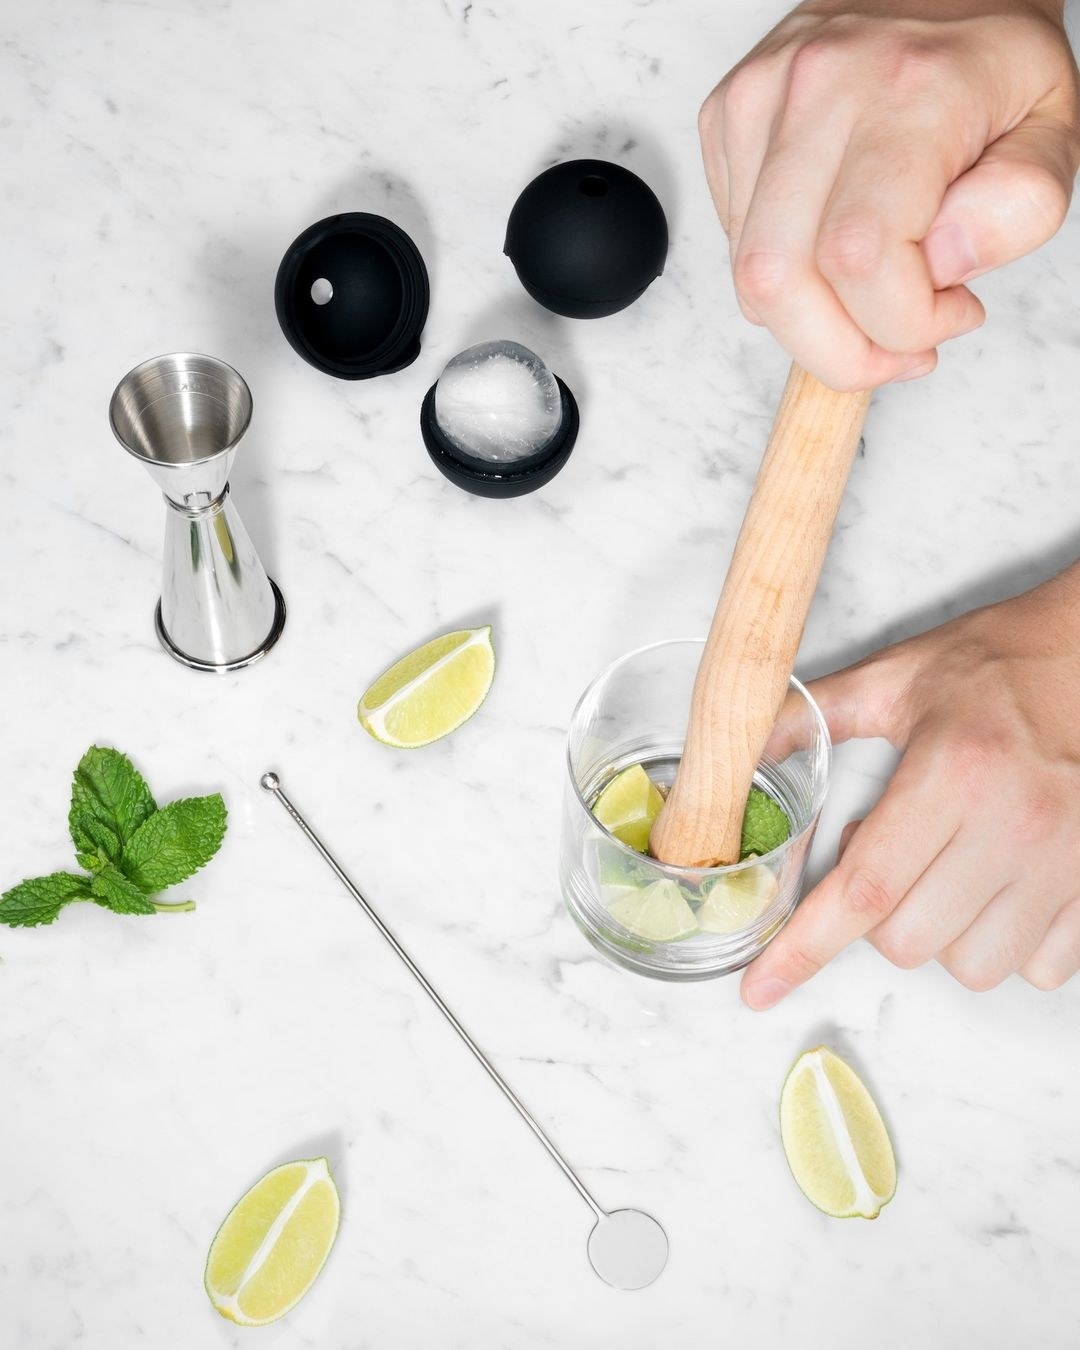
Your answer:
267,1128 -> 350,1204
185,225 -> 289,577
393,602 -> 503,658
802,521 -> 1080,682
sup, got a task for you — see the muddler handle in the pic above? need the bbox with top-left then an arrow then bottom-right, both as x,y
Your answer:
649,363 -> 872,868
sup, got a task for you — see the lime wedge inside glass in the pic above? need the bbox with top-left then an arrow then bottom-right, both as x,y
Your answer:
606,878 -> 698,941
592,764 -> 664,852
697,860 -> 779,933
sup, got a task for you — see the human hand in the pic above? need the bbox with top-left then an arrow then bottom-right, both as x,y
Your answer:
741,565 -> 1080,1007
699,0 -> 1080,390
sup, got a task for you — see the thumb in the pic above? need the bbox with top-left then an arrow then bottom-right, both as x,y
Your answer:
922,116 -> 1079,289
837,817 -> 863,861
803,655 -> 907,747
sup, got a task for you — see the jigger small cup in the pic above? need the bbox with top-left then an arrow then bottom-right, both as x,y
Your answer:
109,353 -> 286,672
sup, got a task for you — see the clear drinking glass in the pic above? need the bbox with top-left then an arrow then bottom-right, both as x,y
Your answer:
559,639 -> 831,981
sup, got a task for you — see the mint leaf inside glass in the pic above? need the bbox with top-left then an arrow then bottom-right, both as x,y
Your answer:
740,786 -> 791,859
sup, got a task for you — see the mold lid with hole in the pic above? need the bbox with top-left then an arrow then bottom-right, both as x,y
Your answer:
504,159 -> 668,319
275,212 -> 430,379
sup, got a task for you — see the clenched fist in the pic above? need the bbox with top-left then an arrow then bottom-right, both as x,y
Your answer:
699,0 -> 1080,390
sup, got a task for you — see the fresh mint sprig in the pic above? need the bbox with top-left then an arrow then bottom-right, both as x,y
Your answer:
0,873 -> 94,927
1,746 -> 226,928
69,743 -> 157,870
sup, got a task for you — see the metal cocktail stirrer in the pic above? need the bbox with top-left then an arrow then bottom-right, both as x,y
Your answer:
261,772 -> 668,1291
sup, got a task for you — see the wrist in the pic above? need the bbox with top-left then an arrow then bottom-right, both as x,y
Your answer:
982,559 -> 1080,650
1042,558 -> 1080,636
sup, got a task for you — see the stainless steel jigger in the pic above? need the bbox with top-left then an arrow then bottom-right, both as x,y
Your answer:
109,353 -> 286,672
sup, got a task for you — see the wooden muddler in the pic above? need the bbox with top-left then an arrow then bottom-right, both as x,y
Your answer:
649,363 -> 871,868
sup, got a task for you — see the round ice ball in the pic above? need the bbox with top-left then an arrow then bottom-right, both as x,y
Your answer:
433,340 -> 563,463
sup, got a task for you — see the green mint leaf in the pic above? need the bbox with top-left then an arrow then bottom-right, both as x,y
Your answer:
120,794 -> 227,893
69,746 -> 157,870
0,872 -> 92,928
69,809 -> 122,873
740,787 -> 791,860
90,864 -> 156,916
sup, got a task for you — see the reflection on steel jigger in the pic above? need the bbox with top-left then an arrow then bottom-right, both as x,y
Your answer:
109,353 -> 286,672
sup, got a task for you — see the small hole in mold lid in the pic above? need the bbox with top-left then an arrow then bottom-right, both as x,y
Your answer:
579,175 -> 608,197
310,277 -> 334,305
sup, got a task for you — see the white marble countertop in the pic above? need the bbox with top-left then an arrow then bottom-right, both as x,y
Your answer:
4,1 -> 1080,1345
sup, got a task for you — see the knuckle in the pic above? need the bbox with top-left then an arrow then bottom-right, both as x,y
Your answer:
944,950 -> 1007,993
810,363 -> 877,394
875,346 -> 937,386
871,925 -> 928,971
883,41 -> 955,100
733,248 -> 796,306
786,38 -> 843,102
1009,788 -> 1059,848
1021,956 -> 1070,992
698,84 -> 723,141
736,294 -> 764,325
714,63 -> 765,125
942,930 -> 1024,992
1020,162 -> 1071,238
776,942 -> 821,984
841,867 -> 896,924
816,217 -> 886,283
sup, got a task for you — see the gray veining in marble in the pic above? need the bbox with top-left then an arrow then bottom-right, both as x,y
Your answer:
2,1 -> 1079,1346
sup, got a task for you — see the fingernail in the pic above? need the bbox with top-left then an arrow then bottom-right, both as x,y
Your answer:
743,977 -> 792,1011
923,223 -> 978,287
892,360 -> 935,384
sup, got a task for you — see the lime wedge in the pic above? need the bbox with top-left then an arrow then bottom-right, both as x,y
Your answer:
593,836 -> 654,890
697,859 -> 779,933
607,878 -> 698,941
358,625 -> 495,748
205,1157 -> 340,1325
592,764 -> 665,852
779,1048 -> 897,1219
600,881 -> 643,911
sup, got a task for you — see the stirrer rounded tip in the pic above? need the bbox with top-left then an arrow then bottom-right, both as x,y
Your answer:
260,771 -> 281,792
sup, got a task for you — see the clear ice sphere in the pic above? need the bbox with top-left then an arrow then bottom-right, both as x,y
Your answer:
434,339 -> 562,463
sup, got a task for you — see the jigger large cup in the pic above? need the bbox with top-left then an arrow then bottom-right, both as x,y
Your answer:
109,353 -> 286,671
